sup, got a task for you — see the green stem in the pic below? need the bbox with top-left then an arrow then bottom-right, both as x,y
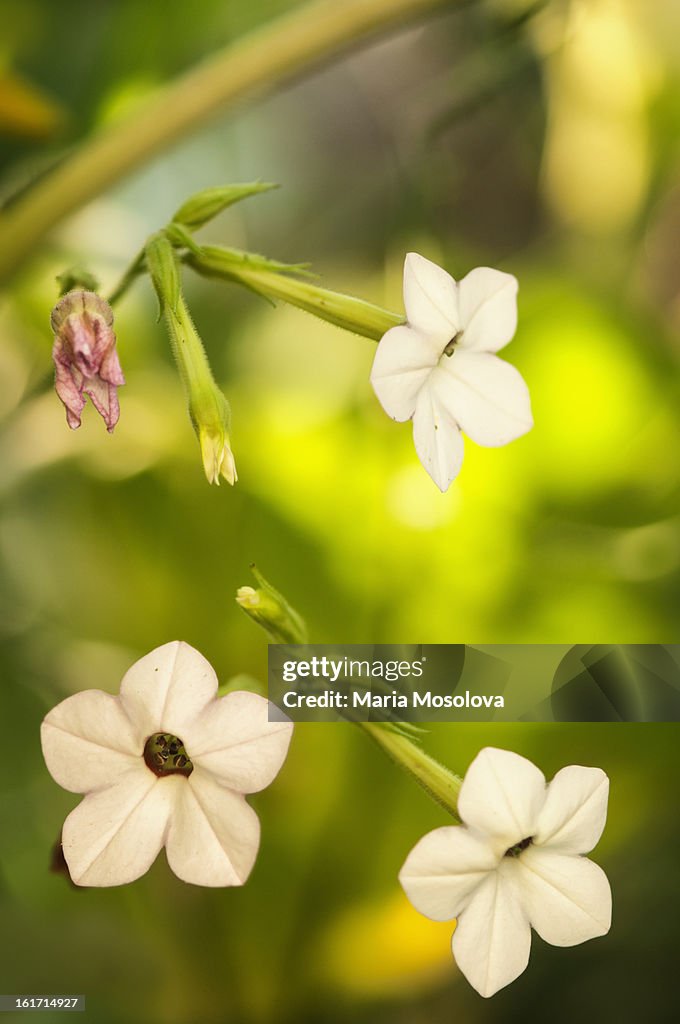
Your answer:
107,249 -> 145,306
165,294 -> 220,405
0,0 -> 455,284
361,722 -> 462,819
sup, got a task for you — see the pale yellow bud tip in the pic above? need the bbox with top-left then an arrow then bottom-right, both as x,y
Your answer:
236,586 -> 260,608
199,429 -> 237,486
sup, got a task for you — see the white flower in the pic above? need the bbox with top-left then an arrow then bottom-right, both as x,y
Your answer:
370,253 -> 533,491
399,747 -> 611,998
40,641 -> 293,887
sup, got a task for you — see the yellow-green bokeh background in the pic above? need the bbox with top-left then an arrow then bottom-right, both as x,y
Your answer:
0,0 -> 679,1021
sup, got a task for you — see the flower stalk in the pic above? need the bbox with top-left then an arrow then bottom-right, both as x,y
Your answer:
185,244 -> 403,341
361,722 -> 462,820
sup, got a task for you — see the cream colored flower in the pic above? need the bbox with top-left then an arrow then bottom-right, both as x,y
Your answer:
41,641 -> 292,887
371,253 -> 532,491
400,747 -> 611,997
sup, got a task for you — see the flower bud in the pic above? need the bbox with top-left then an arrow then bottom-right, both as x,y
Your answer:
171,182 -> 278,230
236,567 -> 307,644
199,402 -> 237,486
50,290 -> 125,432
165,294 -> 237,486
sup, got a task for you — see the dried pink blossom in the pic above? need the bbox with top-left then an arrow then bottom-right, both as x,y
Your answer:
51,290 -> 125,432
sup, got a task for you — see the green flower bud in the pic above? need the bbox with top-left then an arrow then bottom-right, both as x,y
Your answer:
171,182 -> 278,230
198,396 -> 237,486
165,294 -> 236,486
236,566 -> 307,644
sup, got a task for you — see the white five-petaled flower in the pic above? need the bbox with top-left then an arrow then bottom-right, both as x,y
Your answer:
41,641 -> 293,887
370,253 -> 533,491
399,747 -> 612,998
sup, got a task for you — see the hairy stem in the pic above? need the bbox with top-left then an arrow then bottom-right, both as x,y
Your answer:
186,245 -> 403,340
361,723 -> 462,819
0,0 -> 454,284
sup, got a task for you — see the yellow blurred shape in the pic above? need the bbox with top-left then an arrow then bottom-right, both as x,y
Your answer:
545,111 -> 648,232
96,75 -> 160,127
562,0 -> 652,111
0,68 -> 66,139
318,891 -> 455,999
387,463 -> 460,530
235,300 -> 370,428
521,293 -> 656,495
541,0 -> 655,233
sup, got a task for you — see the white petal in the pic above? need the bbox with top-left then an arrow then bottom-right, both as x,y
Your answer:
183,691 -> 293,794
403,252 -> 459,341
457,267 -> 518,353
457,748 -> 547,851
370,324 -> 440,421
62,769 -> 175,886
412,381 -> 465,492
41,690 -> 140,794
434,352 -> 533,447
516,847 -> 612,946
119,641 -> 218,744
165,768 -> 260,886
399,826 -> 498,921
534,767 -> 609,855
452,868 -> 531,998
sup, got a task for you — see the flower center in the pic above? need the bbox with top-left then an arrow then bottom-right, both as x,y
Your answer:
504,836 -> 533,858
143,733 -> 194,778
443,330 -> 463,358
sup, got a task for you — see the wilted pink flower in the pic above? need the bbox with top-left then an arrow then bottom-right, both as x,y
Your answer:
51,290 -> 125,432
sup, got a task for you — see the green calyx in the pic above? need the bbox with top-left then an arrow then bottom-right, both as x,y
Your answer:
56,266 -> 101,296
171,181 -> 279,229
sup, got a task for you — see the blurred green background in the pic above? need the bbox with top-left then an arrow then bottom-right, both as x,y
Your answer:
0,0 -> 679,1021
